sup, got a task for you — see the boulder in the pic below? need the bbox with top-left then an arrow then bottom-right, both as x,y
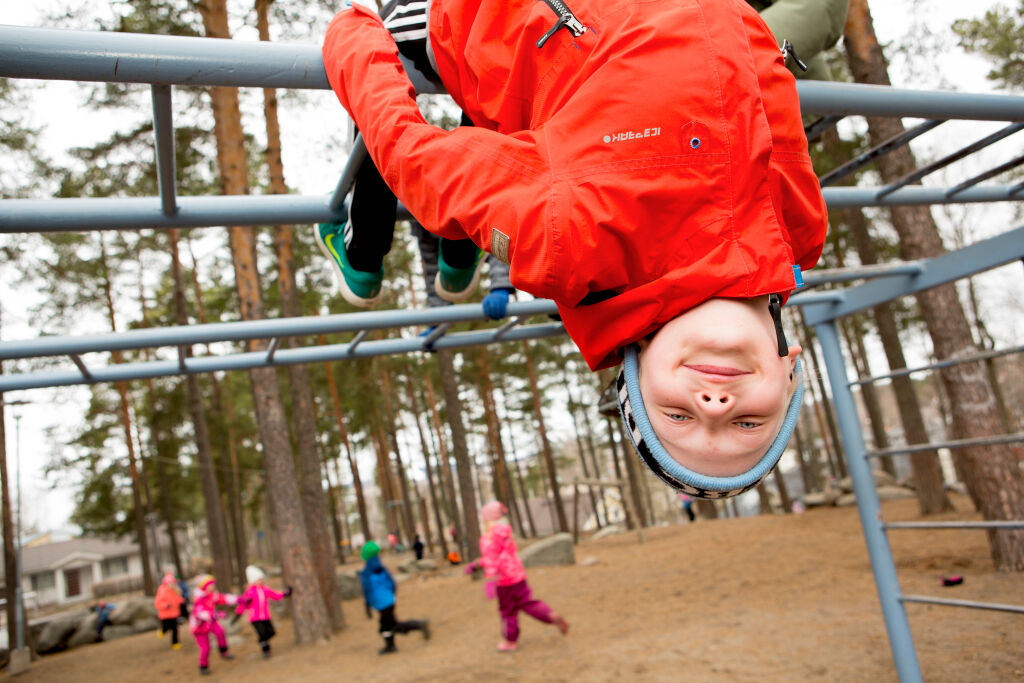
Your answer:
66,614 -> 100,649
111,597 -> 157,626
131,615 -> 160,634
803,489 -> 841,508
591,525 -> 625,541
101,625 -> 135,642
397,559 -> 438,574
835,493 -> 857,507
836,470 -> 897,493
337,571 -> 363,601
520,533 -> 575,568
37,611 -> 87,654
876,485 -> 917,502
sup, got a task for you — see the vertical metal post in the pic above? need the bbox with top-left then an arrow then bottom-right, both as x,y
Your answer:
815,321 -> 922,682
150,85 -> 178,217
13,412 -> 24,651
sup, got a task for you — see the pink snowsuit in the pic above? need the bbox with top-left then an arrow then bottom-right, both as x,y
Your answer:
479,522 -> 554,643
189,587 -> 236,668
236,584 -> 285,622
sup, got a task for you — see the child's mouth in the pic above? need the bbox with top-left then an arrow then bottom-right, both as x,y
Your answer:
685,364 -> 748,377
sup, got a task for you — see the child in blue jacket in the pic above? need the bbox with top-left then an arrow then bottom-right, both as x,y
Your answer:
359,541 -> 430,654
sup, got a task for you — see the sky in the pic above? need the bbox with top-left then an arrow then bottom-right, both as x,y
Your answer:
1,0 -> 1020,532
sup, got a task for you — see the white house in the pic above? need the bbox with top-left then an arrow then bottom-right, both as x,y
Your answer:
19,537 -> 150,607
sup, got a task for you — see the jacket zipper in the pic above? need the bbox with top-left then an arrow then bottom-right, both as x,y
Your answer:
536,0 -> 586,48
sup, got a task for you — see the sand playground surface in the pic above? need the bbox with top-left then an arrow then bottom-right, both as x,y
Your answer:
7,495 -> 1021,682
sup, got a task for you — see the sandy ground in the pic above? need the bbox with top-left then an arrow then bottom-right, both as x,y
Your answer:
7,494 -> 1022,682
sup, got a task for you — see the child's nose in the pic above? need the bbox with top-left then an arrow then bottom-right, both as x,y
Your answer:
696,390 -> 733,415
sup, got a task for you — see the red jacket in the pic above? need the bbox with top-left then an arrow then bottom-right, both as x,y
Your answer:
322,0 -> 826,370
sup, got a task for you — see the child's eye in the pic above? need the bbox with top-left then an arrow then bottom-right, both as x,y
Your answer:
668,413 -> 691,422
735,421 -> 760,429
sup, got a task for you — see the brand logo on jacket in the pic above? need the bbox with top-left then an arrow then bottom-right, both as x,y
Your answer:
491,229 -> 511,264
603,127 -> 661,144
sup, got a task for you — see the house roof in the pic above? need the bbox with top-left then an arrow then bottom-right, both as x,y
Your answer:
20,537 -> 139,575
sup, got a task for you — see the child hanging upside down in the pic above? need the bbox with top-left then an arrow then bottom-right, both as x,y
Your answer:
320,0 -> 829,497
465,501 -> 568,652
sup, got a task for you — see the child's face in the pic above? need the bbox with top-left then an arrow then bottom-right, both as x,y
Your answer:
637,297 -> 800,477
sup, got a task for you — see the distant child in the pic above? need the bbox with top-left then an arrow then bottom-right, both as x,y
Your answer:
468,501 -> 568,652
359,541 -> 430,654
680,494 -> 696,523
446,548 -> 462,566
189,574 -> 237,676
154,572 -> 185,650
412,534 -> 425,561
178,576 -> 191,622
234,565 -> 292,659
93,601 -> 115,642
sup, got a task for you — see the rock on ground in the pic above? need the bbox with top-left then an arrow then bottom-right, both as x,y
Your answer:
36,612 -> 87,654
520,533 -> 575,568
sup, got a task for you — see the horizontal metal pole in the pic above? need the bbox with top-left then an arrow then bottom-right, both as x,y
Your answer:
884,521 -> 1024,530
850,344 -> 1024,386
0,322 -> 567,392
900,595 -> 1024,615
5,186 -> 1021,234
801,262 -> 925,287
866,432 -> 1024,458
0,300 -> 559,360
796,80 -> 1024,122
3,25 -> 1024,121
802,224 -> 1024,325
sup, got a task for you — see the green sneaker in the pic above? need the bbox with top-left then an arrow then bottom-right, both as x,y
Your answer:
315,221 -> 383,307
434,243 -> 487,303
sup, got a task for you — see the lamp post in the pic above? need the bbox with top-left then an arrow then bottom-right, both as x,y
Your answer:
12,409 -> 24,653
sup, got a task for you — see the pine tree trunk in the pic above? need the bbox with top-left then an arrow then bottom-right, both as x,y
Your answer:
603,415 -> 635,529
198,0 -> 334,636
522,344 -> 568,533
840,315 -> 896,477
476,352 -> 524,536
378,366 -> 417,545
169,230 -> 234,589
322,355 -> 372,542
845,0 -> 1024,569
425,373 -> 464,547
0,345 -> 22,649
407,381 -> 445,553
435,350 -> 482,557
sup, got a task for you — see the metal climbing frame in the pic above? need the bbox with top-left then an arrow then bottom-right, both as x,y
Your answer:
2,24 -> 1024,681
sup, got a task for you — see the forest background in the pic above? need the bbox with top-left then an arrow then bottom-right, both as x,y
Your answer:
0,0 -> 1023,634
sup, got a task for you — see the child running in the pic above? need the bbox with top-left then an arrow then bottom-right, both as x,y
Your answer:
319,0 -> 828,498
189,574 -> 237,676
235,565 -> 292,659
468,501 -> 568,652
154,571 -> 185,650
359,541 -> 431,654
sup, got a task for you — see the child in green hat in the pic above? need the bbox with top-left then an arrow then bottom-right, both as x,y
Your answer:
359,541 -> 431,654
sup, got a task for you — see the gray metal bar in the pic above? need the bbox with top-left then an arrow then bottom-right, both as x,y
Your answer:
493,317 -> 523,340
885,521 -> 1024,530
801,263 -> 925,287
420,323 -> 452,348
177,346 -> 187,371
804,114 -> 844,143
795,80 -> 1024,121
815,320 -> 922,682
346,329 -> 368,355
876,123 -> 1024,199
5,185 -> 1023,234
787,291 -> 845,306
69,355 -> 92,380
849,343 -> 1024,386
900,595 -> 1024,615
150,85 -> 178,217
0,322 -> 567,392
329,135 -> 367,212
0,299 -> 560,360
802,224 -> 1024,326
946,152 -> 1024,198
819,120 -> 945,188
265,337 -> 281,363
867,432 -> 1024,458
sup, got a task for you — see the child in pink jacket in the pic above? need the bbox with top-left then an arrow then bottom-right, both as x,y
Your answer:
189,575 -> 237,676
235,565 -> 291,658
469,501 -> 568,652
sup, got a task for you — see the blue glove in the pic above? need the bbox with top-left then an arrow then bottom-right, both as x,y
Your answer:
482,288 -> 512,320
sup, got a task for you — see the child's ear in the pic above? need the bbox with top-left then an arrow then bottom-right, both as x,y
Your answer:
786,344 -> 802,380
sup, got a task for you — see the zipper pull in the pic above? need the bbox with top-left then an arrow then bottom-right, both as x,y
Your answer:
536,0 -> 586,48
781,39 -> 808,72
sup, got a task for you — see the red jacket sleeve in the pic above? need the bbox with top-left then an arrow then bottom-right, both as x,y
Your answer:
321,7 -> 560,300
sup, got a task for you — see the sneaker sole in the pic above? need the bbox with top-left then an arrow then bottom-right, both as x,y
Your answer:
434,253 -> 488,304
314,225 -> 381,308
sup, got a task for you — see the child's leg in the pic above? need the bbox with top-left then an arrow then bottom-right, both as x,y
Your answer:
210,621 -> 231,657
496,584 -> 522,644
378,605 -> 398,653
345,145 -> 397,272
252,620 -> 275,656
169,620 -> 179,647
516,580 -> 569,634
195,631 -> 211,670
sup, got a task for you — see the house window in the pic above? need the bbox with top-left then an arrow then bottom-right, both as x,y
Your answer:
103,556 -> 129,578
30,572 -> 55,592
64,568 -> 81,598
